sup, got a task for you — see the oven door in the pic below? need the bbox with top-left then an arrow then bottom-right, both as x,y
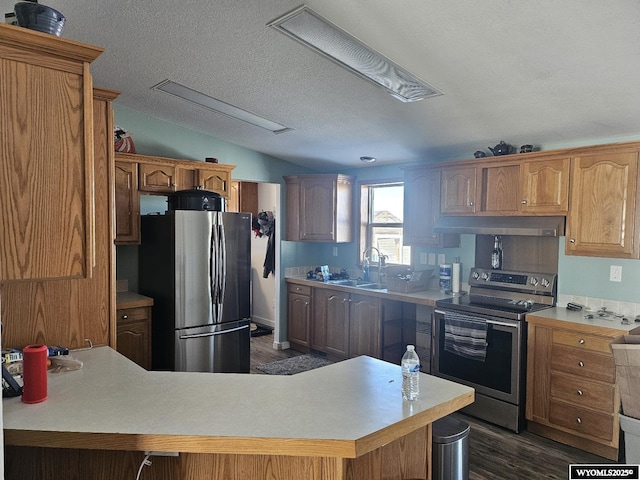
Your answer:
433,309 -> 525,406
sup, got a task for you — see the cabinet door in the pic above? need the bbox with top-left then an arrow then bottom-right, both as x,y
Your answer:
404,168 -> 459,247
526,323 -> 552,423
116,307 -> 152,370
288,291 -> 311,348
567,151 -> 639,257
139,163 -> 177,193
441,167 -> 477,214
349,294 -> 381,358
114,161 -> 140,244
520,158 -> 570,213
481,164 -> 520,213
0,31 -> 100,281
197,168 -> 231,196
324,289 -> 350,359
299,177 -> 336,241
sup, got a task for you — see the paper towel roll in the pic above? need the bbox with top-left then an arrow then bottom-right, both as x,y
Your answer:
452,262 -> 461,293
22,344 -> 48,404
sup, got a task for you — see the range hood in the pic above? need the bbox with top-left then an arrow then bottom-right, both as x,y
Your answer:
433,216 -> 565,237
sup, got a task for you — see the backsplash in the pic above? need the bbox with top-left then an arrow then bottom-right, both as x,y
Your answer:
557,294 -> 640,319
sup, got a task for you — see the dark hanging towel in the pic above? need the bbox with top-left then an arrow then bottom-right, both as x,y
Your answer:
258,211 -> 276,278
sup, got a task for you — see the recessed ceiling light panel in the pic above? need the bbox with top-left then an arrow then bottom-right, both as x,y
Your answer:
152,80 -> 291,133
268,6 -> 442,102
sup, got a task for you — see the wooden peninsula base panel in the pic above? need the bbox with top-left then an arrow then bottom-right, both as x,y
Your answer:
4,348 -> 473,480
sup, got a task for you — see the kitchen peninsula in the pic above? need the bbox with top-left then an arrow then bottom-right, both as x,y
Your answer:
4,347 -> 474,480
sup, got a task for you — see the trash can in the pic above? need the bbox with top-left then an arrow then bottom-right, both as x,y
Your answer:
432,415 -> 470,480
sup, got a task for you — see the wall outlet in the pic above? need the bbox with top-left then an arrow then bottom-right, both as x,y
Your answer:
610,265 -> 622,282
437,254 -> 446,266
428,253 -> 436,265
419,253 -> 428,264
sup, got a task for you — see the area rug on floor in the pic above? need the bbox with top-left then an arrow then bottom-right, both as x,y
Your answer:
256,355 -> 333,375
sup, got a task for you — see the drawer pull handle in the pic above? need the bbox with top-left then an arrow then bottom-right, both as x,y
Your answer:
576,417 -> 582,424
578,361 -> 584,367
122,315 -> 128,320
579,339 -> 585,344
577,390 -> 583,396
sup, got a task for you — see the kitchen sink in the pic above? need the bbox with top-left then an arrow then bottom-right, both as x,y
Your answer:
327,279 -> 387,290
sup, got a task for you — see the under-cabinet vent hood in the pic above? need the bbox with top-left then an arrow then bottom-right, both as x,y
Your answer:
433,216 -> 565,237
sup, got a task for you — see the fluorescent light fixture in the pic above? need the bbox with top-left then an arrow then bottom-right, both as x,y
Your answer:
152,80 -> 292,134
268,5 -> 442,103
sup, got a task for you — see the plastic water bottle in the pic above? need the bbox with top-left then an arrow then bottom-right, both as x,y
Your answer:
401,345 -> 420,401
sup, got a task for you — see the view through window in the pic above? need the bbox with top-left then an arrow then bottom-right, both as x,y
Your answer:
360,181 -> 410,265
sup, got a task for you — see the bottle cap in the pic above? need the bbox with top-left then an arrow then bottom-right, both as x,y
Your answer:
407,345 -> 415,351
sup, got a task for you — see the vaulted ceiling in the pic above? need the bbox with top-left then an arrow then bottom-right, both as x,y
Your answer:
17,0 -> 640,170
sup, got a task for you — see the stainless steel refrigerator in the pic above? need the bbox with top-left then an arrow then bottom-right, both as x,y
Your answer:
139,210 -> 251,373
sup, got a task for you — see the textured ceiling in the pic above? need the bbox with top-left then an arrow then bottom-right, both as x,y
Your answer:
7,0 -> 640,170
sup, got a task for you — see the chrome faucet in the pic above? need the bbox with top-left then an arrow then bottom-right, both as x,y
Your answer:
362,247 -> 386,284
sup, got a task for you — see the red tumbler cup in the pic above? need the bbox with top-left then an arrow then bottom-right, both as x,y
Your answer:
22,344 -> 48,403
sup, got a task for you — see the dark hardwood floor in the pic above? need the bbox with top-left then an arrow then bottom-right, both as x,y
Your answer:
250,334 -> 614,479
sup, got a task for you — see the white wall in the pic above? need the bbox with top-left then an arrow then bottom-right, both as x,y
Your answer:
250,183 -> 278,330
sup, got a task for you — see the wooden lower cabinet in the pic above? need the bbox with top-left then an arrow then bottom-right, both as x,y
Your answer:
287,284 -> 312,351
348,294 -> 381,358
116,306 -> 152,370
526,317 -> 628,460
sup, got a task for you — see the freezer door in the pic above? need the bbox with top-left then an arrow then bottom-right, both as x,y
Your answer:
174,320 -> 250,373
219,212 -> 251,322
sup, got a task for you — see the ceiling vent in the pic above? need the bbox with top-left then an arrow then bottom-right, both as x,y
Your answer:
268,5 -> 442,103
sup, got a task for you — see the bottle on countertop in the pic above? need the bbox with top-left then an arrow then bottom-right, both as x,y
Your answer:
491,235 -> 503,270
401,345 -> 420,401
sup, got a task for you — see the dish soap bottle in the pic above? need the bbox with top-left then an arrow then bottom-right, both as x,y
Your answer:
491,235 -> 502,270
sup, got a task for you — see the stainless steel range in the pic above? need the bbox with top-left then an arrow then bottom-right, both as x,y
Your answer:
433,267 -> 557,433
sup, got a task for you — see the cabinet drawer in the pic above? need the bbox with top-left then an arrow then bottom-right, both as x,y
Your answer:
553,329 -> 613,354
551,345 -> 615,383
117,307 -> 150,323
549,400 -> 614,441
550,371 -> 615,413
288,284 -> 311,296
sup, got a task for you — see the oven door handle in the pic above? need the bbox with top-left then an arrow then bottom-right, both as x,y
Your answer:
486,319 -> 518,328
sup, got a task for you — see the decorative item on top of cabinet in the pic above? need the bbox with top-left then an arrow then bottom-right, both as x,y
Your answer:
114,160 -> 140,244
116,306 -> 152,369
0,23 -> 103,281
403,166 -> 459,247
526,315 -> 631,460
284,174 -> 355,242
566,149 -> 640,258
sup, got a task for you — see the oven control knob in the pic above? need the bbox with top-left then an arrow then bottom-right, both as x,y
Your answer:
541,278 -> 550,288
472,271 -> 480,280
530,276 -> 539,286
481,272 -> 489,281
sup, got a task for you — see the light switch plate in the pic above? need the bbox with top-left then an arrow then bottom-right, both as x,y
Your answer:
428,253 -> 436,265
333,246 -> 338,257
420,253 -> 428,264
438,254 -> 446,265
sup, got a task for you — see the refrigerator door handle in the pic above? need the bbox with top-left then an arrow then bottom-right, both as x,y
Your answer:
179,324 -> 249,340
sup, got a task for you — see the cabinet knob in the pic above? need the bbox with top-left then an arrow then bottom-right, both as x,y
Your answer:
570,238 -> 576,244
579,338 -> 585,344
432,234 -> 438,238
469,201 -> 474,206
578,361 -> 584,367
304,301 -> 309,306
577,389 -> 583,396
122,315 -> 128,320
521,200 -> 527,204
576,417 -> 582,424
296,287 -> 301,291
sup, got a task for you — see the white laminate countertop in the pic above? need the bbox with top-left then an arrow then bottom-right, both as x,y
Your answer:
4,347 -> 474,458
285,276 -> 452,306
527,307 -> 640,335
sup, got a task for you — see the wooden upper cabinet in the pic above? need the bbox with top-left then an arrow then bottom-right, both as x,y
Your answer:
480,164 -> 520,214
520,158 -> 570,213
139,162 -> 177,193
567,151 -> 639,258
0,24 -> 103,281
403,166 -> 459,247
441,166 -> 477,214
114,161 -> 140,244
284,174 -> 354,242
196,167 -> 231,195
